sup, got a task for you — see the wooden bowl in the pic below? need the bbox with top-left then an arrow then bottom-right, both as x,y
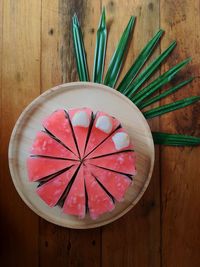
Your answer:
8,82 -> 154,229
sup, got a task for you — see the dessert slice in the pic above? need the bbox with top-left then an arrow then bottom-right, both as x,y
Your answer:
86,164 -> 132,202
84,111 -> 120,156
84,166 -> 115,219
27,157 -> 76,182
36,164 -> 79,207
86,151 -> 136,176
86,128 -> 133,159
68,108 -> 93,158
63,165 -> 86,218
43,109 -> 79,156
31,131 -> 77,160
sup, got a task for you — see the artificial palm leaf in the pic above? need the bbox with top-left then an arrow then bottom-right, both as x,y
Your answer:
132,58 -> 191,105
72,11 -> 200,147
121,41 -> 176,97
117,29 -> 164,92
93,8 -> 107,83
152,132 -> 200,146
72,14 -> 89,81
104,16 -> 135,88
139,78 -> 193,109
144,96 -> 200,119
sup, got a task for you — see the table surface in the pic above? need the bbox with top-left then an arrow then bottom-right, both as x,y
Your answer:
1,1 -> 200,266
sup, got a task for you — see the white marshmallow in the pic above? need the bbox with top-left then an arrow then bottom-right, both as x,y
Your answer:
95,116 -> 112,133
112,132 -> 130,150
72,111 -> 90,127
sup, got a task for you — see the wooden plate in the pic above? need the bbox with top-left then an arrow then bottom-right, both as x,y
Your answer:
8,82 -> 154,229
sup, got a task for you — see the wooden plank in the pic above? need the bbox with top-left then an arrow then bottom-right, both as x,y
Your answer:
40,1 -> 62,91
103,0 -> 136,86
81,1 -> 101,79
68,229 -> 101,267
39,1 -> 101,266
101,1 -> 161,266
39,2 -> 70,266
160,1 -> 200,266
67,2 -> 101,266
0,0 -> 41,266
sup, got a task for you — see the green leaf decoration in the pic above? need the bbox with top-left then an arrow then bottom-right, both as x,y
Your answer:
132,58 -> 191,106
72,14 -> 89,81
143,96 -> 200,119
104,16 -> 136,88
122,41 -> 176,97
152,132 -> 200,146
139,77 -> 193,109
117,29 -> 164,92
71,10 -> 200,147
93,7 -> 107,83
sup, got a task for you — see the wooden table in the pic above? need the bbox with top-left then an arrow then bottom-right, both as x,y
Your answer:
1,1 -> 200,266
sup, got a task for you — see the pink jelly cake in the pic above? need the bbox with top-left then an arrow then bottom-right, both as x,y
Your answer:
27,108 -> 136,219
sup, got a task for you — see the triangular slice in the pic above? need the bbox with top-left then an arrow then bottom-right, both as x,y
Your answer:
84,111 -> 120,156
68,108 -> 93,158
36,164 -> 79,207
63,165 -> 86,218
27,157 -> 76,182
31,131 -> 77,160
86,128 -> 133,159
43,109 -> 78,156
86,164 -> 132,202
84,166 -> 115,219
86,152 -> 136,176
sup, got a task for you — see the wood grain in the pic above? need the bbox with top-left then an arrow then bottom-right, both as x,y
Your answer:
160,1 -> 200,266
1,0 -> 200,266
39,1 -> 70,266
68,2 -> 101,266
0,0 -> 41,266
39,1 -> 101,266
101,1 -> 161,266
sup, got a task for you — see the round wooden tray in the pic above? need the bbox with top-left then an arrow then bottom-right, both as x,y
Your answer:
8,82 -> 154,229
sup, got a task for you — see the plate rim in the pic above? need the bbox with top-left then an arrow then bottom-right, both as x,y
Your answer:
8,81 -> 155,229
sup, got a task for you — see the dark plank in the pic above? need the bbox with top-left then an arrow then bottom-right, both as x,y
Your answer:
39,1 -> 70,266
160,0 -> 200,266
68,1 -> 101,266
101,1 -> 161,266
39,1 -> 101,266
0,1 -> 41,266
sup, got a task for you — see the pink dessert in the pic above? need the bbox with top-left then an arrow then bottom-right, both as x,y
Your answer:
63,166 -> 86,218
85,164 -> 132,202
84,166 -> 115,220
68,107 -> 92,158
84,111 -> 120,157
86,128 -> 133,159
36,164 -> 79,207
86,152 -> 136,175
43,109 -> 78,157
31,131 -> 77,160
27,157 -> 75,182
27,108 -> 136,219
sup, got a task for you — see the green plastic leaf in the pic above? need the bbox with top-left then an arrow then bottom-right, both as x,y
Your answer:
72,14 -> 89,81
132,58 -> 191,105
122,41 -> 176,97
152,132 -> 200,146
144,96 -> 200,119
93,7 -> 107,83
104,16 -> 136,88
139,78 -> 193,109
117,29 -> 164,92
